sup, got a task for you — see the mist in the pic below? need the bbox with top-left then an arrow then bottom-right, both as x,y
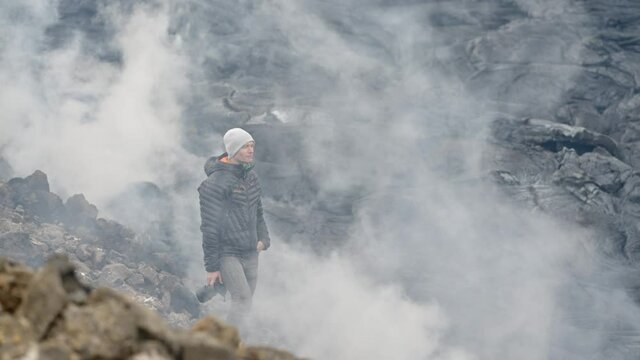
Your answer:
2,0 -> 640,359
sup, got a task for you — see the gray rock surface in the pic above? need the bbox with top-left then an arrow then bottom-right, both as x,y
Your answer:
0,174 -> 200,323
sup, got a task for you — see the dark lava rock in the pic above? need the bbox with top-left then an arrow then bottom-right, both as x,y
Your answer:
65,193 -> 98,226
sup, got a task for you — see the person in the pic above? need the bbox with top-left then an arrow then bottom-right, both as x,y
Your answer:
198,128 -> 270,328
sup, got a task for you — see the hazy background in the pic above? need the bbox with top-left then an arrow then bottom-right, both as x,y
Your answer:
2,0 -> 640,359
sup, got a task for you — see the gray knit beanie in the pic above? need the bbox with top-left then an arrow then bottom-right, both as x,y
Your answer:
223,128 -> 254,158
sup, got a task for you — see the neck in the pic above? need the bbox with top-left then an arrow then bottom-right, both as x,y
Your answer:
225,156 -> 250,166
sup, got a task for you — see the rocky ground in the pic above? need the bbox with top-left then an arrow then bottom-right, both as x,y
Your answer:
0,255 -> 301,359
0,171 -> 201,328
4,0 -> 640,357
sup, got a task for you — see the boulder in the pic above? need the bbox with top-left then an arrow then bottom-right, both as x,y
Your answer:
17,255 -> 83,339
0,257 -> 33,313
3,171 -> 66,223
65,194 -> 98,226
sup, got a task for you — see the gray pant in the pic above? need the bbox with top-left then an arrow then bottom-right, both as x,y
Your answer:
220,252 -> 259,328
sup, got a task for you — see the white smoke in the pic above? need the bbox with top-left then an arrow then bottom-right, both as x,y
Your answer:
2,1 -> 640,360
0,1 -> 197,206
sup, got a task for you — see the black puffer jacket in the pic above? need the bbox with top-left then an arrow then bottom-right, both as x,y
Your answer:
198,154 -> 270,272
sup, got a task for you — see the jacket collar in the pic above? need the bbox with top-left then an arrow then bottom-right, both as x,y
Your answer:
205,153 -> 254,178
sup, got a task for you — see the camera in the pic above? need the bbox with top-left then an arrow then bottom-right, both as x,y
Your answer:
195,281 -> 227,303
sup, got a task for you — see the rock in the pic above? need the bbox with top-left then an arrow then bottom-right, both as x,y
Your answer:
36,341 -> 76,360
4,171 -> 66,223
36,224 -> 67,248
240,346 -> 303,360
621,175 -> 640,204
50,301 -> 138,358
98,263 -> 133,287
65,194 -> 98,226
180,332 -> 234,360
105,249 -> 134,268
24,170 -> 50,192
17,255 -> 71,339
95,218 -> 136,254
556,102 -> 611,135
553,148 -> 633,194
126,273 -> 145,287
191,316 -> 241,351
170,285 -> 200,318
0,257 -> 33,313
0,314 -> 34,359
0,232 -> 46,268
130,341 -> 173,360
492,117 -> 623,160
138,264 -> 160,287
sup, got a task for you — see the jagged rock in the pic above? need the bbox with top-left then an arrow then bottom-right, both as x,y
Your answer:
556,102 -> 611,135
23,170 -> 50,192
1,171 -> 66,223
138,264 -> 160,287
492,117 -> 623,160
17,256 -> 72,340
15,254 -> 89,321
553,148 -> 633,194
65,194 -> 98,226
0,256 -> 302,360
51,302 -> 137,358
95,218 -> 135,253
0,258 -> 33,313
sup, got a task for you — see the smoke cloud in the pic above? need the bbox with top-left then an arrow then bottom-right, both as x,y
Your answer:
2,0 -> 640,359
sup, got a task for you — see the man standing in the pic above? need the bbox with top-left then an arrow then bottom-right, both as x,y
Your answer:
198,128 -> 270,327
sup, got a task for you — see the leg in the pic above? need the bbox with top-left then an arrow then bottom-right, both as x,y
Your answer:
220,256 -> 252,327
242,252 -> 259,296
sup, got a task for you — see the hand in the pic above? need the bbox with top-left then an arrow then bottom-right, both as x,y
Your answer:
207,271 -> 222,286
257,241 -> 265,252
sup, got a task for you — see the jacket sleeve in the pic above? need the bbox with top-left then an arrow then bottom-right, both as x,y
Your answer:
199,177 -> 227,272
257,197 -> 271,250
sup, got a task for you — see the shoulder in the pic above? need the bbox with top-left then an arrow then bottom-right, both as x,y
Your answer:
199,171 -> 234,194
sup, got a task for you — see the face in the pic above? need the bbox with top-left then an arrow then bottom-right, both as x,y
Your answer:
232,141 -> 255,163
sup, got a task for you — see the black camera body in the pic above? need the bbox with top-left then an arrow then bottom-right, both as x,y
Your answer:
195,282 -> 227,303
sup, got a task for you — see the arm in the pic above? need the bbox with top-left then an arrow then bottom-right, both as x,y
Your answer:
199,177 -> 228,272
256,197 -> 271,250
